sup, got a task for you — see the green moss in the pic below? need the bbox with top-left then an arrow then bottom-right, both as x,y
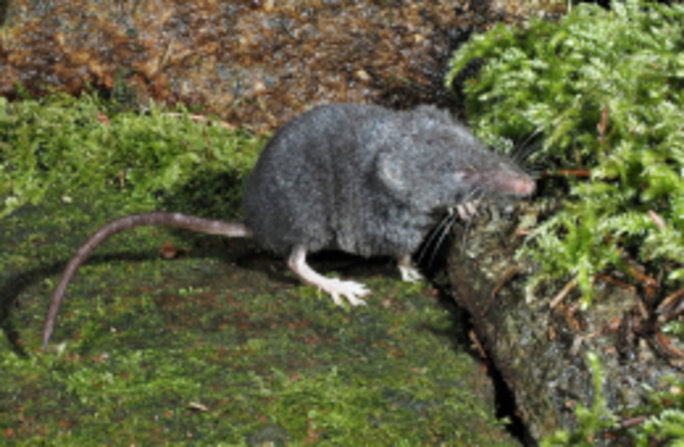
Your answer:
446,1 -> 684,444
1,93 -> 516,445
1,256 -> 514,444
446,0 -> 684,304
0,92 -> 262,220
632,376 -> 684,446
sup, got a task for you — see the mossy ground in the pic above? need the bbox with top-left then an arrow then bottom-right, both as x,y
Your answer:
0,96 -> 517,446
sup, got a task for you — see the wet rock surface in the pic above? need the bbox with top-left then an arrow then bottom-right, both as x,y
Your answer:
2,0 -> 454,128
0,0 -> 563,130
448,206 -> 682,443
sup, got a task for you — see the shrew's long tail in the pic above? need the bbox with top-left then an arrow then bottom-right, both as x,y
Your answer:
42,211 -> 252,349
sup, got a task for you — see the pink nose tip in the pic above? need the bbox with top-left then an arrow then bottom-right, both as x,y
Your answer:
515,177 -> 536,196
494,175 -> 536,196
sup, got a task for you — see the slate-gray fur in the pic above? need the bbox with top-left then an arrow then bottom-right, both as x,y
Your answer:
244,103 -> 533,259
42,103 -> 535,348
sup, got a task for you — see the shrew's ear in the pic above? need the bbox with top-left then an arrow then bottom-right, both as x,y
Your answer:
376,151 -> 411,195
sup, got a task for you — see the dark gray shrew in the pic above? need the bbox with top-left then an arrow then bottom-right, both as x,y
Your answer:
42,103 -> 535,348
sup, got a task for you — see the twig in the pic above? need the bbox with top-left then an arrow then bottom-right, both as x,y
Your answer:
551,169 -> 591,178
550,277 -> 578,309
570,328 -> 604,356
654,329 -> 684,360
624,259 -> 659,300
482,265 -> 519,316
618,415 -> 648,429
656,286 -> 684,318
647,209 -> 666,230
468,330 -> 488,360
593,273 -> 637,293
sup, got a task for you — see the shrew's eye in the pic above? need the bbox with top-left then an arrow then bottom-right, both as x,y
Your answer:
442,160 -> 457,171
453,169 -> 477,184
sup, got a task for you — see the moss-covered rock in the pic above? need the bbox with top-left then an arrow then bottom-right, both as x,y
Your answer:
0,94 -> 517,445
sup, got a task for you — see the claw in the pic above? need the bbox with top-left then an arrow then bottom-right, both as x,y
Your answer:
397,254 -> 423,282
288,245 -> 370,306
328,279 -> 369,306
456,200 -> 481,220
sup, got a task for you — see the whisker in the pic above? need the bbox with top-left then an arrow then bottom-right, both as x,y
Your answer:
513,126 -> 545,164
418,186 -> 487,268
467,187 -> 486,210
462,186 -> 482,205
427,212 -> 461,269
417,211 -> 454,265
526,166 -> 544,180
514,146 -> 535,165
